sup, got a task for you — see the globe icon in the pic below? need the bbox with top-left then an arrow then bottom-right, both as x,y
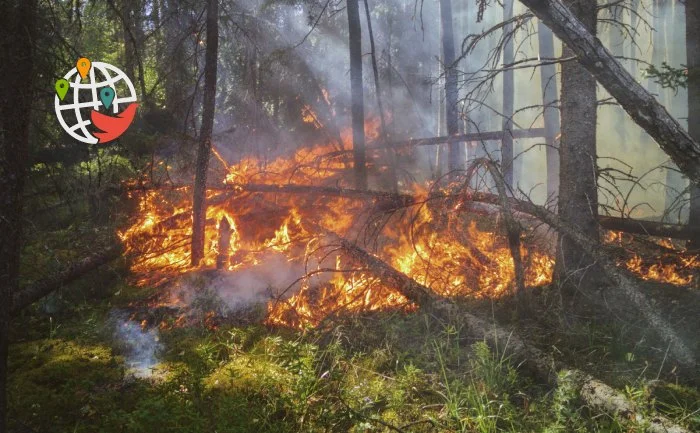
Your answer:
54,61 -> 138,144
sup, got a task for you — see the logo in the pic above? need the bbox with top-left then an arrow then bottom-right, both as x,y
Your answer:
54,57 -> 138,144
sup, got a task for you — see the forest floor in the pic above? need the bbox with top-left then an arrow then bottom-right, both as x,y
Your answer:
7,267 -> 700,433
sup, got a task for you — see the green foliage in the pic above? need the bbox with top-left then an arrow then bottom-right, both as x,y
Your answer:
644,62 -> 688,93
9,300 -> 699,433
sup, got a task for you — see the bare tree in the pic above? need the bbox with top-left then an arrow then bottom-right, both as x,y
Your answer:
555,0 -> 599,290
348,0 -> 367,190
191,0 -> 219,266
537,19 -> 561,202
439,0 -> 462,174
502,0 -> 515,188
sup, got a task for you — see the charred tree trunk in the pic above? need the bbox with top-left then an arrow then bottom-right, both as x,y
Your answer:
502,0 -> 515,188
537,20 -> 561,202
518,0 -> 700,184
439,0 -> 462,174
191,0 -> 219,266
347,0 -> 367,190
555,0 -> 599,290
686,1 -> 700,248
0,1 -> 37,428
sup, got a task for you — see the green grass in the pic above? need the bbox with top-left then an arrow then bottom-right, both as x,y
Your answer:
8,286 -> 699,433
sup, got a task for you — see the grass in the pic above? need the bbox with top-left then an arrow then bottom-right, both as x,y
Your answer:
7,280 -> 699,432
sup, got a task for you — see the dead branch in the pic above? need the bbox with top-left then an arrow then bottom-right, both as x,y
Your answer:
468,159 -> 525,296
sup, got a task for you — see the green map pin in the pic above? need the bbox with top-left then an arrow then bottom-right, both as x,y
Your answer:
55,79 -> 69,100
99,87 -> 115,110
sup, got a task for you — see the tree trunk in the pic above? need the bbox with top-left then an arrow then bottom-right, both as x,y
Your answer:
686,1 -> 700,248
518,0 -> 700,184
191,0 -> 218,266
363,0 -> 398,191
439,0 -> 462,174
537,20 -> 561,202
502,0 -> 515,188
347,0 -> 367,190
0,1 -> 37,428
555,0 -> 599,290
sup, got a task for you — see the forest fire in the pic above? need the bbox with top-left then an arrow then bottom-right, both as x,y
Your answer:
119,137 -> 561,328
120,139 -> 700,328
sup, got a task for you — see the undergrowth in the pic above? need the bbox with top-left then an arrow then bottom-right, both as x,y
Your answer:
7,284 -> 699,433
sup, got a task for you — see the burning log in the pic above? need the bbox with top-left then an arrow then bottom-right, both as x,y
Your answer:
216,217 -> 232,270
298,213 -> 554,382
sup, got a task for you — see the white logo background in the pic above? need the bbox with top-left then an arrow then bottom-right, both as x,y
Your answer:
54,61 -> 137,144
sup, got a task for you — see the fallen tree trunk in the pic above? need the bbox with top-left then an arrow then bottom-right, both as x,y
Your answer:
11,245 -> 122,314
388,128 -> 546,148
305,213 -> 691,430
299,213 -> 555,383
517,0 -> 700,183
598,215 -> 700,240
565,370 -> 691,433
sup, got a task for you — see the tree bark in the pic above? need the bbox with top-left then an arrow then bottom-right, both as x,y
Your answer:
537,19 -> 561,202
502,0 -> 515,188
0,1 -> 37,428
191,0 -> 219,266
686,1 -> 700,248
518,0 -> 700,184
439,0 -> 462,174
347,0 -> 367,190
555,0 -> 600,290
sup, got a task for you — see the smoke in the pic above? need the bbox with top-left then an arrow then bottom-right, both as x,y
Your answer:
111,312 -> 162,379
167,251 -> 334,314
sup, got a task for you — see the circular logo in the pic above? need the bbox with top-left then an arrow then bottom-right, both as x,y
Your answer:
54,59 -> 138,144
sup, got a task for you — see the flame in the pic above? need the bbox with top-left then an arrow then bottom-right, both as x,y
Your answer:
603,231 -> 699,286
119,124 -> 577,329
301,105 -> 323,129
624,255 -> 697,286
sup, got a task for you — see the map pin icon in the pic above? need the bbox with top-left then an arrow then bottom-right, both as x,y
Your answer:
55,79 -> 69,101
99,87 -> 115,110
77,57 -> 91,79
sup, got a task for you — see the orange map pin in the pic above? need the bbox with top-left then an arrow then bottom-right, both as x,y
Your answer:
77,57 -> 91,79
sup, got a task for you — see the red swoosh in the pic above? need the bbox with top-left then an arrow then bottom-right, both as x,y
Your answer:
90,103 -> 138,143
